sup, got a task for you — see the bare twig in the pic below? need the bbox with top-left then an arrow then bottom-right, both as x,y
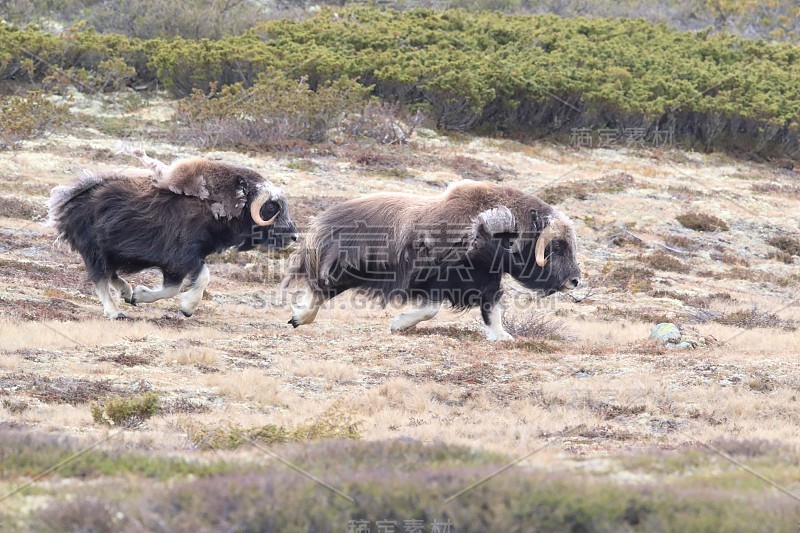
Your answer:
565,285 -> 600,303
609,228 -> 687,255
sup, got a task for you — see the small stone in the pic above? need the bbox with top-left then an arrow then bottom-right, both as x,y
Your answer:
132,379 -> 153,392
650,323 -> 681,345
681,336 -> 704,348
666,341 -> 694,350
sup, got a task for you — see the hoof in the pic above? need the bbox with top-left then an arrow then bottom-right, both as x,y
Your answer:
112,313 -> 127,320
180,309 -> 193,318
389,321 -> 411,334
127,294 -> 138,306
288,317 -> 300,328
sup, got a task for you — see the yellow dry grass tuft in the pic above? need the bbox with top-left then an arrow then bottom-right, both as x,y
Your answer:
173,347 -> 221,366
282,359 -> 357,384
205,369 -> 284,407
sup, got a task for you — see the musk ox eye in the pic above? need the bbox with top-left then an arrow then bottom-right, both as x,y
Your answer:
261,201 -> 281,220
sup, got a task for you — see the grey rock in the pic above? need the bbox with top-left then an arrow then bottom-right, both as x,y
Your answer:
650,323 -> 681,345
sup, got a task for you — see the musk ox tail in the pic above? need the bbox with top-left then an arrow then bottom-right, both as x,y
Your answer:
46,170 -> 126,282
46,170 -> 105,231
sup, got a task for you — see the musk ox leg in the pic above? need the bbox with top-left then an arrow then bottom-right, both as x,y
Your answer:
110,273 -> 134,304
95,278 -> 126,319
390,302 -> 442,333
179,264 -> 210,317
131,278 -> 182,305
481,298 -> 513,342
289,290 -> 324,327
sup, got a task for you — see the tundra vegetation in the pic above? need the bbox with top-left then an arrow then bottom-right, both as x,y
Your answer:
1,5 -> 800,531
3,9 -> 800,158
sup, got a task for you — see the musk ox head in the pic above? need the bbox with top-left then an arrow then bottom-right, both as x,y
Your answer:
242,171 -> 298,251
116,146 -> 299,250
510,211 -> 581,295
468,190 -> 581,296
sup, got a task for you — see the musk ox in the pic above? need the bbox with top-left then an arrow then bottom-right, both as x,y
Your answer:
47,151 -> 297,319
283,180 -> 581,341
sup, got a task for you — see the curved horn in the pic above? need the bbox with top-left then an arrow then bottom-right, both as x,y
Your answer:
250,191 -> 277,227
534,218 -> 563,267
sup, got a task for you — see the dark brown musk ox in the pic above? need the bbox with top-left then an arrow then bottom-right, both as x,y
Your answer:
47,148 -> 297,319
282,179 -> 580,341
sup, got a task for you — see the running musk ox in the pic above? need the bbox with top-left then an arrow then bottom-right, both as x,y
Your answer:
282,180 -> 581,341
47,150 -> 297,319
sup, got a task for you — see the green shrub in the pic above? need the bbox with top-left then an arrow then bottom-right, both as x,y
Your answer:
0,91 -> 67,149
183,408 -> 361,450
90,392 -> 160,428
177,73 -> 371,146
7,0 -> 800,45
4,9 -> 800,158
177,72 -> 417,147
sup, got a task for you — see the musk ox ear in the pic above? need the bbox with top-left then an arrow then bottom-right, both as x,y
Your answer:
204,173 -> 247,220
234,176 -> 248,211
471,206 -> 518,251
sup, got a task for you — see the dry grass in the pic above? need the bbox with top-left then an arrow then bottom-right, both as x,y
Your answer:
502,311 -> 571,342
638,250 -> 685,272
715,305 -> 796,331
283,359 -> 357,384
445,155 -> 514,182
0,196 -> 48,220
768,235 -> 800,256
0,354 -> 21,371
662,233 -> 701,251
751,182 -> 800,197
2,99 -> 800,527
601,264 -> 655,292
4,373 -> 118,405
710,249 -> 750,267
205,369 -> 284,407
768,250 -> 794,264
172,347 -> 221,366
538,172 -> 635,204
0,320 -> 226,351
97,352 -> 152,367
676,211 -> 729,232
